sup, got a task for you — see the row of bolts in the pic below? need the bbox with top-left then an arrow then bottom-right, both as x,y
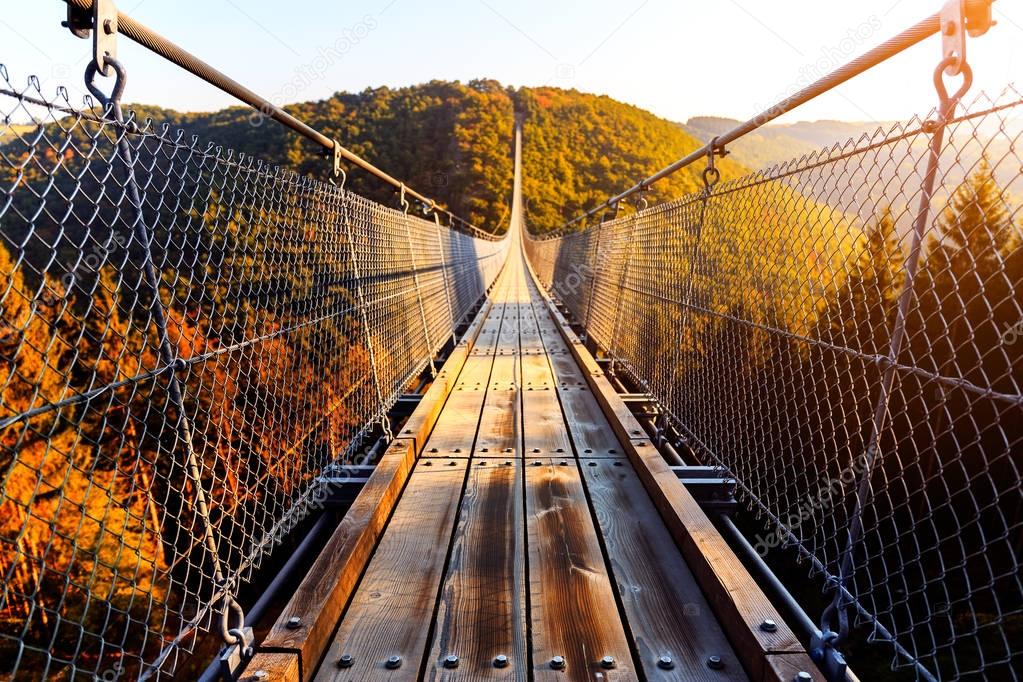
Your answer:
248,617 -> 812,679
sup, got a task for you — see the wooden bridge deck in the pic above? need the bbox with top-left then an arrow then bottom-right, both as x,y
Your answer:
243,127 -> 823,682
245,239 -> 823,682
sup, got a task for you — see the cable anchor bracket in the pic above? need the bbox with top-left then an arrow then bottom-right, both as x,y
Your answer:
940,0 -> 995,77
64,0 -> 118,76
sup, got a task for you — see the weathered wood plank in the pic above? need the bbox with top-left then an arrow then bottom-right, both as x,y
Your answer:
255,440 -> 417,681
244,651 -> 302,682
424,357 -> 495,458
520,359 -> 571,456
313,460 -> 468,682
426,460 -> 527,681
762,654 -> 826,682
582,459 -> 748,681
524,460 -> 635,681
475,357 -> 520,458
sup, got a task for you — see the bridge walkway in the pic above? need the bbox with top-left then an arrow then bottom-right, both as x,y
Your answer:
244,130 -> 821,682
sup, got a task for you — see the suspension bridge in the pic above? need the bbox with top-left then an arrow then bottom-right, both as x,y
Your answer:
0,1 -> 1020,681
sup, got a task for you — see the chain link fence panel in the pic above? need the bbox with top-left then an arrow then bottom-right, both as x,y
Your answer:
0,69 -> 506,680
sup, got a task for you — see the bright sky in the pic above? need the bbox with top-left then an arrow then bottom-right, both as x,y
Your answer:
2,0 -> 1021,125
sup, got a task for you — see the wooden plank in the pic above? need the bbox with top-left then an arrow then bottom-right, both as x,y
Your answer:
257,440 -> 416,682
475,357 -> 520,458
459,299 -> 494,353
245,652 -> 302,682
426,460 -> 527,681
521,355 -> 571,457
524,460 -> 635,681
400,296 -> 493,453
581,459 -> 748,681
763,655 -> 825,682
314,460 -> 468,682
397,350 -> 462,454
554,384 -> 625,459
424,357 -> 495,458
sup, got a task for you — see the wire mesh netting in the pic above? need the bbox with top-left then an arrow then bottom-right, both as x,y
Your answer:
525,86 -> 1023,680
0,69 -> 506,680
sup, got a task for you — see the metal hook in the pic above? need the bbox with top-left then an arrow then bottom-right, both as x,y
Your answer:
84,56 -> 126,113
933,57 -> 973,116
399,183 -> 410,215
702,136 -> 722,191
220,594 -> 247,645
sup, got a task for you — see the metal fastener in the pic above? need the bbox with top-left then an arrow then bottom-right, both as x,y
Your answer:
588,461 -> 597,467
251,672 -> 269,681
285,616 -> 301,630
424,460 -> 433,466
386,655 -> 402,669
600,655 -> 616,669
493,654 -> 509,668
794,673 -> 813,682
550,655 -> 566,670
760,619 -> 778,632
443,654 -> 459,669
657,655 -> 674,670
337,654 -> 353,669
707,655 -> 724,670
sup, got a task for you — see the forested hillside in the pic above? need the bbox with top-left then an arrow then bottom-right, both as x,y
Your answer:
83,82 -> 749,234
515,88 -> 746,230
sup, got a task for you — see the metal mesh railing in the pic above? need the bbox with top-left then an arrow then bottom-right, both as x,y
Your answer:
0,68 -> 506,680
525,86 -> 1022,680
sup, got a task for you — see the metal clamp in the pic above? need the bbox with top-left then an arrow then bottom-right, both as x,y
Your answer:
941,0 -> 995,76
64,0 -> 118,75
810,630 -> 848,682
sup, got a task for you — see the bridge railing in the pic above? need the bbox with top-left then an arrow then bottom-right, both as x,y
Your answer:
0,68 -> 506,679
524,83 -> 1022,680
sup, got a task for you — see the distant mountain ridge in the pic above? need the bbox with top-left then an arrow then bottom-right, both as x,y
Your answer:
682,116 -> 897,171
